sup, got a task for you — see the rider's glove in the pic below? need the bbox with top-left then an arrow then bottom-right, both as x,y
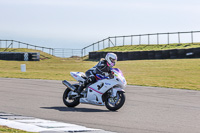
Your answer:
87,76 -> 96,84
103,72 -> 109,77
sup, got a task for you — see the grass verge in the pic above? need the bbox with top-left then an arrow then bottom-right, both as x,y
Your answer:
0,56 -> 199,90
0,126 -> 36,133
0,48 -> 200,90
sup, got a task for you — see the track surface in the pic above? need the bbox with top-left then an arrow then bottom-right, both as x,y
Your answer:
0,78 -> 200,133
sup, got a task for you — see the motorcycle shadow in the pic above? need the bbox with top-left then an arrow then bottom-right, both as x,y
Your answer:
41,106 -> 113,112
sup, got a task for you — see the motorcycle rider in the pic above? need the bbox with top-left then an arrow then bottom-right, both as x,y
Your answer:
76,53 -> 117,96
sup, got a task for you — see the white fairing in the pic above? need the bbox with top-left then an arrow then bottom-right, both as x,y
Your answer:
70,72 -> 86,82
71,68 -> 126,106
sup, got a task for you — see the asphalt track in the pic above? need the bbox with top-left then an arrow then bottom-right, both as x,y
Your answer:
0,78 -> 200,133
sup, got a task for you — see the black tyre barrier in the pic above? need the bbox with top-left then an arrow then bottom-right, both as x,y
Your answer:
154,51 -> 163,59
89,47 -> 200,61
148,51 -> 155,59
177,49 -> 186,58
102,52 -> 107,59
97,52 -> 103,60
127,52 -> 134,60
170,50 -> 178,59
115,52 -> 123,61
193,48 -> 200,58
140,51 -> 149,60
0,52 -> 40,61
122,52 -> 129,60
89,52 -> 94,59
128,52 -> 141,60
162,50 -> 170,59
185,48 -> 195,58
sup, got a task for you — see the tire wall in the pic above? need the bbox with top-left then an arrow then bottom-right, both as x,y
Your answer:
89,48 -> 200,61
0,52 -> 40,61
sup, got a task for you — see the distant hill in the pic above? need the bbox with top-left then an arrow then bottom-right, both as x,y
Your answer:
0,48 -> 57,61
99,43 -> 200,52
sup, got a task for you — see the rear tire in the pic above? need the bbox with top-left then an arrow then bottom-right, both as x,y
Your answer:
105,91 -> 125,111
63,88 -> 80,107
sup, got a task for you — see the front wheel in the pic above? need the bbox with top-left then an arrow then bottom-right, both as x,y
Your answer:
105,91 -> 125,111
63,88 -> 80,107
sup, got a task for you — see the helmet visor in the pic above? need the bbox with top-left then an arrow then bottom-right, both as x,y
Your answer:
109,57 -> 116,67
110,58 -> 116,63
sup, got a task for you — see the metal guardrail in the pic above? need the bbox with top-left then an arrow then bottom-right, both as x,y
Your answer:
81,31 -> 200,56
53,48 -> 82,58
0,40 -> 82,58
0,40 -> 54,55
1,31 -> 200,58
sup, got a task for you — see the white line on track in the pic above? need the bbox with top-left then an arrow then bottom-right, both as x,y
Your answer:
0,112 -> 113,133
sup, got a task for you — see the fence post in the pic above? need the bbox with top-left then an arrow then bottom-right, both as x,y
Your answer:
52,48 -> 54,56
93,44 -> 94,51
27,44 -> 28,49
178,32 -> 180,44
103,40 -> 105,49
18,42 -> 20,48
191,31 -> 193,44
148,34 -> 150,45
139,35 -> 141,45
157,33 -> 159,45
98,42 -> 99,51
168,33 -> 170,45
108,38 -> 110,47
123,36 -> 125,46
6,40 -> 7,48
11,40 -> 13,48
131,36 -> 133,45
81,49 -> 83,57
115,37 -> 117,46
62,49 -> 64,58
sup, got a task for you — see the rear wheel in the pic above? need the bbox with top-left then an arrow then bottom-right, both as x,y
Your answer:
63,88 -> 80,107
105,91 -> 125,111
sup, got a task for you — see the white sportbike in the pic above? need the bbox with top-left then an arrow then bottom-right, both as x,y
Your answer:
62,68 -> 126,111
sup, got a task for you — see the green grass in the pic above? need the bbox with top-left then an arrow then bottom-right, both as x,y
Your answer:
0,126 -> 36,133
99,43 -> 200,52
0,48 -> 199,90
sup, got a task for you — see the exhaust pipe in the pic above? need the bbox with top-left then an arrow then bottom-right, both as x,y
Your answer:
62,80 -> 76,92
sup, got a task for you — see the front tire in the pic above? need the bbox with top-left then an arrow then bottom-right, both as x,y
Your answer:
63,88 -> 80,107
105,91 -> 125,111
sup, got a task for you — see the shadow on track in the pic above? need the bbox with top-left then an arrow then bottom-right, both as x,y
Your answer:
41,106 -> 113,112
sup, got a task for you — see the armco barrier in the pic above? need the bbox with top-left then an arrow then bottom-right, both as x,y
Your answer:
0,52 -> 40,61
89,48 -> 200,61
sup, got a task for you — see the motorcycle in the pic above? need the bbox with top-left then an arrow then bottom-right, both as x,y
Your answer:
62,68 -> 127,111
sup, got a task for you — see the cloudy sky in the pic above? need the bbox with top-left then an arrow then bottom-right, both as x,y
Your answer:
0,0 -> 200,49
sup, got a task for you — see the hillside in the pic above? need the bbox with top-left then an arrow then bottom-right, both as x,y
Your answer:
0,48 -> 61,61
99,43 -> 200,52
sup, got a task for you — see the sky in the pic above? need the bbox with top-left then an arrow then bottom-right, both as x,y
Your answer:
0,0 -> 200,49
